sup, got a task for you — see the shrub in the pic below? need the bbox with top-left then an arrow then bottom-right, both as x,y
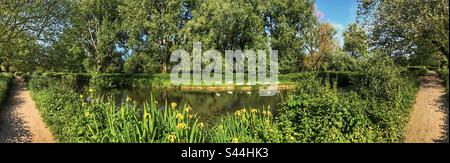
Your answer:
406,66 -> 428,76
278,74 -> 381,143
0,73 -> 14,106
437,67 -> 449,93
124,52 -> 160,74
279,55 -> 419,142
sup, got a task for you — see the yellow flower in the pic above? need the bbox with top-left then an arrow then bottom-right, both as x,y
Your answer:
176,122 -> 187,129
176,113 -> 184,120
88,88 -> 94,93
184,105 -> 192,112
241,109 -> 247,113
80,94 -> 84,100
198,122 -> 205,129
126,96 -> 132,102
231,137 -> 239,143
251,109 -> 258,113
82,102 -> 87,107
235,110 -> 242,117
143,111 -> 150,119
170,102 -> 177,109
167,134 -> 177,143
188,114 -> 193,119
84,111 -> 90,117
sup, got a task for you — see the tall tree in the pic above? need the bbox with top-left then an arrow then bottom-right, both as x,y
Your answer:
0,0 -> 67,72
119,0 -> 190,73
343,23 -> 368,58
358,0 -> 449,64
303,22 -> 338,70
70,0 -> 125,73
182,0 -> 266,53
265,0 -> 317,73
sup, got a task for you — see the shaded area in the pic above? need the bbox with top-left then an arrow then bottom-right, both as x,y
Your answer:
0,78 -> 33,143
433,93 -> 449,143
405,72 -> 449,143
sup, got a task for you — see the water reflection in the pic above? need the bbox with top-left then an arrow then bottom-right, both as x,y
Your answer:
96,88 -> 287,120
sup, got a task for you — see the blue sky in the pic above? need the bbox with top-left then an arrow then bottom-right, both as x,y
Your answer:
316,0 -> 359,46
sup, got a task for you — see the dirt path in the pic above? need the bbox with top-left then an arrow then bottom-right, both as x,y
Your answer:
405,72 -> 448,143
0,77 -> 55,143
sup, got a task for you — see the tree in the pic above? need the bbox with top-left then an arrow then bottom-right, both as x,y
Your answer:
265,0 -> 317,73
303,22 -> 339,71
343,23 -> 368,58
119,0 -> 190,73
182,0 -> 266,53
358,0 -> 449,65
0,0 -> 67,72
69,0 -> 125,73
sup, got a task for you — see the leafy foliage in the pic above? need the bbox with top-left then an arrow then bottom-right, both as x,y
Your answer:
0,73 -> 13,106
278,55 -> 419,142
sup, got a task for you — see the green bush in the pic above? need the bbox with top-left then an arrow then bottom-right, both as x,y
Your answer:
437,67 -> 449,93
278,74 -> 382,143
279,55 -> 419,142
124,52 -> 160,74
0,73 -> 14,106
406,66 -> 429,76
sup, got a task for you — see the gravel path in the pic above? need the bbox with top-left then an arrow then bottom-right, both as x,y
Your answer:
405,72 -> 448,143
0,77 -> 54,143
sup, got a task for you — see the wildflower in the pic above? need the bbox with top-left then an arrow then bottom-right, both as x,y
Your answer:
184,105 -> 192,112
231,137 -> 239,143
235,110 -> 242,117
241,109 -> 247,113
198,122 -> 205,129
188,114 -> 193,119
262,110 -> 272,116
80,94 -> 84,100
81,102 -> 87,107
171,102 -> 177,109
84,111 -> 90,117
126,96 -> 132,102
143,111 -> 150,119
167,134 -> 177,143
262,111 -> 267,116
250,109 -> 258,113
120,107 -> 125,114
176,122 -> 187,129
176,113 -> 184,120
88,88 -> 94,93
